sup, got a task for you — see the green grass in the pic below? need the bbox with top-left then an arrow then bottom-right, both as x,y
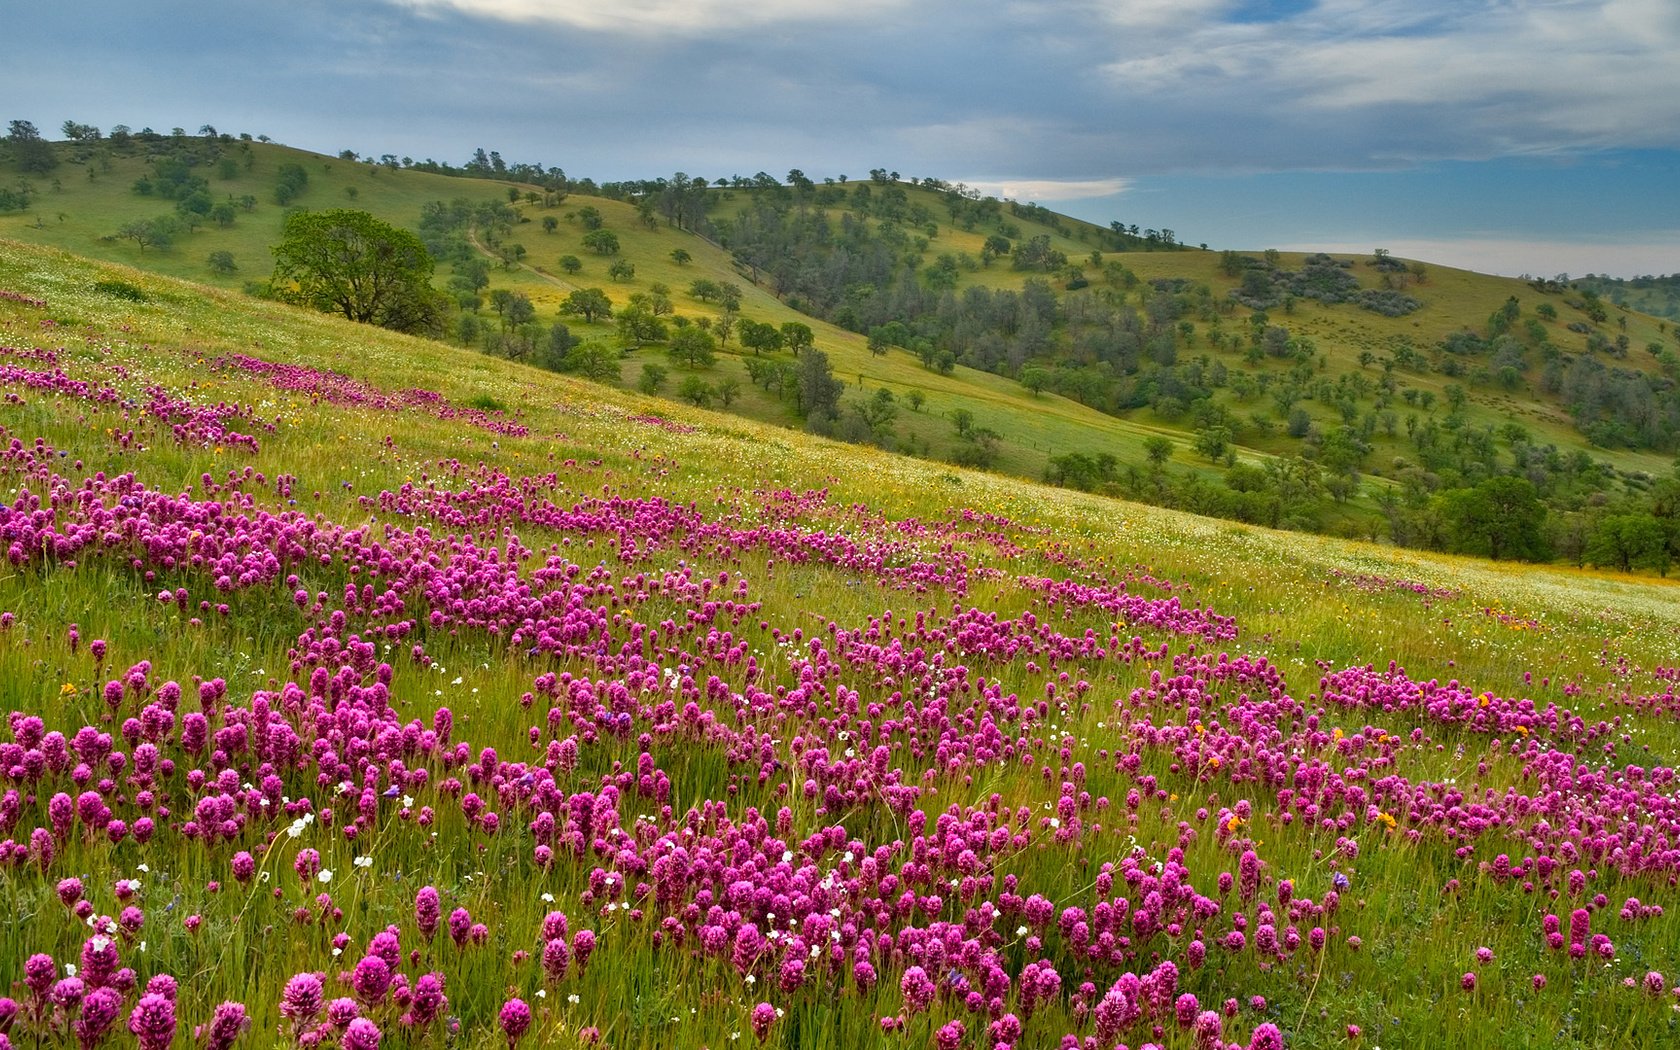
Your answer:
1,241 -> 1680,1048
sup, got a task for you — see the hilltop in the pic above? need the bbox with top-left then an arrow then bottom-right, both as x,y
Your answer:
2,125 -> 1677,570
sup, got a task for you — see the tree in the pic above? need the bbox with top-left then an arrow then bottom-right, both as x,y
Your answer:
175,190 -> 213,229
667,326 -> 717,367
269,209 -> 443,333
542,216 -> 559,234
1013,235 -> 1066,272
6,120 -> 58,174
607,258 -> 636,282
737,320 -> 783,355
616,304 -> 667,349
779,322 -> 813,356
558,288 -> 613,323
1438,476 -> 1547,561
1586,513 -> 1671,575
637,363 -> 668,394
637,285 -> 673,315
207,250 -> 238,275
116,217 -> 179,254
715,377 -> 741,407
582,229 -> 619,255
1192,426 -> 1232,462
451,258 -> 491,295
1144,436 -> 1174,467
559,254 -> 582,274
563,342 -> 621,382
855,387 -> 898,436
677,375 -> 713,406
532,323 -> 577,370
670,248 -> 692,265
502,291 -> 535,330
274,163 -> 309,204
954,427 -> 1002,468
796,350 -> 843,420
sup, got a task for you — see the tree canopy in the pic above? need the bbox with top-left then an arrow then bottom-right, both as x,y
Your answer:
270,210 -> 443,334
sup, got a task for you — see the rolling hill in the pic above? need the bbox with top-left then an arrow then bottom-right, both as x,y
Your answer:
3,129 -> 1677,567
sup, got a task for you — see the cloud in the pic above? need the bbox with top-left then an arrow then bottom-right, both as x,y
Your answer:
1099,0 -> 1680,160
389,0 -> 906,34
1086,0 -> 1236,30
958,176 -> 1131,201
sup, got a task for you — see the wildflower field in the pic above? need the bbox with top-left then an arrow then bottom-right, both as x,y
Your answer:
1,240 -> 1679,1050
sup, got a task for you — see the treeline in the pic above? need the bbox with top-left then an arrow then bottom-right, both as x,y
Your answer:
396,148 -> 573,194
1046,439 -> 1680,573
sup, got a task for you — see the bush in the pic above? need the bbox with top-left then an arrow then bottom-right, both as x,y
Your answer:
1357,289 -> 1421,316
638,363 -> 668,394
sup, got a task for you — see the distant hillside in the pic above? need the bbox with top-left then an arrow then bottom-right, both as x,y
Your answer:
3,123 -> 1677,567
1571,272 -> 1680,320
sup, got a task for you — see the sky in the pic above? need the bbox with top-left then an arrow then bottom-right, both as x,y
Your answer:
7,0 -> 1680,277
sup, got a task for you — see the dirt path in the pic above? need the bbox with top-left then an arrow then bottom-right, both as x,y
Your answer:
466,226 -> 579,293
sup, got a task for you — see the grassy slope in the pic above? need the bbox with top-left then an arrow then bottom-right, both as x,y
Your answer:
3,241 -> 1680,1048
4,141 -> 1675,497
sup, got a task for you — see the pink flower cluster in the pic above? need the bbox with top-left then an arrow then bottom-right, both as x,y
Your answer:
216,353 -> 529,437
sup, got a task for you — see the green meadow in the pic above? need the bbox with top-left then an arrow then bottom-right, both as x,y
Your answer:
0,239 -> 1677,1047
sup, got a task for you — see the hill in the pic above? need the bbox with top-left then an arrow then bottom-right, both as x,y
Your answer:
1573,272 -> 1680,321
3,129 -> 1678,566
1,239 -> 1680,1049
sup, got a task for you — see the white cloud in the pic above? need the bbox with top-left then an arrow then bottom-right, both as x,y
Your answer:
1279,234 -> 1680,280
390,0 -> 906,34
959,176 -> 1131,201
1084,0 -> 1235,30
1100,0 -> 1680,158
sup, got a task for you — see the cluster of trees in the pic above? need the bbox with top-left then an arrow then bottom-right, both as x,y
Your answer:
417,197 -> 523,297
1422,286 -> 1680,452
18,121 -> 263,255
740,348 -> 923,451
1046,447 -> 1340,532
713,190 -> 1224,428
1223,251 -> 1422,316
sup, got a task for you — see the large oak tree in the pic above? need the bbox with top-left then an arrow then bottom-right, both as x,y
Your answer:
270,209 -> 445,334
